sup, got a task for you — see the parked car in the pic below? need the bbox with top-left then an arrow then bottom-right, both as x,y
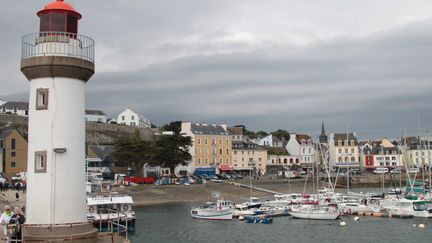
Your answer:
298,169 -> 306,175
390,168 -> 401,174
230,174 -> 237,179
373,168 -> 389,174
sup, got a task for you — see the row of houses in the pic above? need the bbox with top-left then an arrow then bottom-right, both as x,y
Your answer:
0,101 -> 152,128
175,121 -> 432,176
0,117 -> 430,178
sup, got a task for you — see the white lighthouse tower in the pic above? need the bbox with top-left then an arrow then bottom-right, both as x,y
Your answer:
21,0 -> 97,241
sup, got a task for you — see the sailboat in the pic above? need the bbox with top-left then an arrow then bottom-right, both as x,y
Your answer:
289,204 -> 340,220
288,143 -> 340,220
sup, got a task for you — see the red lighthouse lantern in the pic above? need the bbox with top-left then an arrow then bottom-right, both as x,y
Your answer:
37,0 -> 82,34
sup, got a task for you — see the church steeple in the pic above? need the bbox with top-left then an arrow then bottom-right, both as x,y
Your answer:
319,120 -> 328,143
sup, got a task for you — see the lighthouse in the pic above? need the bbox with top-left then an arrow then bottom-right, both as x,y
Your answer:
21,0 -> 97,240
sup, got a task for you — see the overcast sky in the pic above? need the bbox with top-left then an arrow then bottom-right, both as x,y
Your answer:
2,0 -> 432,139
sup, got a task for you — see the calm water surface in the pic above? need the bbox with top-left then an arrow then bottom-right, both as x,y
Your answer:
129,203 -> 431,243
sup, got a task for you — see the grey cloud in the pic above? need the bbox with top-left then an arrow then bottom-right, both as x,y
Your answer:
2,1 -> 432,140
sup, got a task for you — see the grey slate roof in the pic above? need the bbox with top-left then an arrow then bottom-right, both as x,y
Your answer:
85,110 -> 106,116
191,123 -> 228,135
0,130 -> 13,140
89,145 -> 114,160
0,102 -> 29,110
362,145 -> 401,155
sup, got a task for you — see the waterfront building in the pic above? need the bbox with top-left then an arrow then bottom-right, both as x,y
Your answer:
117,107 -> 152,128
20,0 -> 97,240
268,154 -> 301,168
179,122 -> 232,176
361,139 -> 403,170
285,133 -> 315,168
0,101 -> 29,116
232,140 -> 267,175
403,136 -> 432,169
0,129 -> 28,178
85,109 -> 107,123
328,132 -> 360,170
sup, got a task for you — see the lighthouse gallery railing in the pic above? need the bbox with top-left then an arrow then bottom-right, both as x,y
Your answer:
21,32 -> 95,62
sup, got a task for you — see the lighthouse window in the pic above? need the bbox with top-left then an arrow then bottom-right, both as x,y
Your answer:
51,12 -> 66,32
35,151 -> 47,173
36,88 -> 49,110
39,14 -> 50,32
67,15 -> 78,34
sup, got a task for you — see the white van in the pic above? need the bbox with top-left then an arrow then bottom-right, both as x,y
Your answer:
277,171 -> 298,178
373,168 -> 388,174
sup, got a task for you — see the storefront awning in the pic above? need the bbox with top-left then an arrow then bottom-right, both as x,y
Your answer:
219,165 -> 234,171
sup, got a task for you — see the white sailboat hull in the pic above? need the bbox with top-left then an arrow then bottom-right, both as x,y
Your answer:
289,211 -> 340,220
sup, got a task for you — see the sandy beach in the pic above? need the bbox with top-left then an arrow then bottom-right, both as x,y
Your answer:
116,178 -> 319,206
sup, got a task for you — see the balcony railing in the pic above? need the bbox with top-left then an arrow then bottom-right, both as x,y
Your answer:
22,32 -> 95,62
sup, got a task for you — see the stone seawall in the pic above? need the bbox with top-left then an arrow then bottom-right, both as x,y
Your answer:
0,114 -> 155,144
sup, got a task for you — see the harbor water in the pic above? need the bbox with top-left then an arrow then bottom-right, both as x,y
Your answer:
129,203 -> 431,243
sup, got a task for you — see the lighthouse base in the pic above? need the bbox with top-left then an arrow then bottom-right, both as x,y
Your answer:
22,222 -> 99,243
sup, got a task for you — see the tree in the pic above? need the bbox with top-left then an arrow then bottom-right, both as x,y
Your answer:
255,131 -> 268,138
272,129 -> 290,141
160,121 -> 182,134
111,130 -> 157,176
151,134 -> 192,174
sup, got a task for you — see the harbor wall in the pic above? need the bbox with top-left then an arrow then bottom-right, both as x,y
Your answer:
0,114 -> 155,144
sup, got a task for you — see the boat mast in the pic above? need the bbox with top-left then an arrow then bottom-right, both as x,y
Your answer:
403,129 -> 414,194
427,130 -> 431,195
249,167 -> 252,202
418,116 -> 425,193
346,126 -> 350,195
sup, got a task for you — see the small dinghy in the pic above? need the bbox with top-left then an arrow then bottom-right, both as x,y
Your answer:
245,216 -> 273,224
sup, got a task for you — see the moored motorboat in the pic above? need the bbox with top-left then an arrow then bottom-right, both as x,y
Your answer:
381,199 -> 432,218
191,197 -> 233,220
87,191 -> 136,232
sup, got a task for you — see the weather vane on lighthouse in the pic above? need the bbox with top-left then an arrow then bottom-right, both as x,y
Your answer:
20,0 -> 97,241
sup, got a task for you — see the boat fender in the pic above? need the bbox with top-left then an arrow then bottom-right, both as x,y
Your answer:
340,221 -> 346,226
89,207 -> 95,213
123,205 -> 129,211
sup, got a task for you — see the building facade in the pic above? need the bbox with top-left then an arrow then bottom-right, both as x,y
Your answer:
0,101 -> 29,117
285,133 -> 315,168
232,140 -> 267,175
117,108 -> 151,128
361,139 -> 403,170
328,132 -> 360,170
404,137 -> 432,169
268,155 -> 301,168
85,110 -> 107,123
179,122 -> 232,175
0,129 -> 28,178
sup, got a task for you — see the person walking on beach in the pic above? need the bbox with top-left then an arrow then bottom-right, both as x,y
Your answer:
15,192 -> 19,202
9,207 -> 25,240
0,205 -> 14,236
